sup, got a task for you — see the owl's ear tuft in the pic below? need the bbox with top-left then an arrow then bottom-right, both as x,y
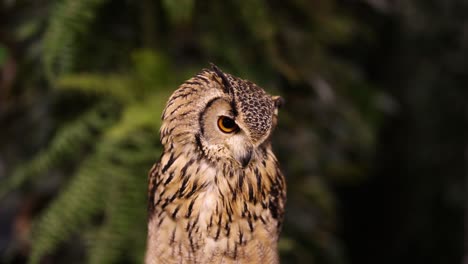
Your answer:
272,96 -> 285,109
210,63 -> 233,95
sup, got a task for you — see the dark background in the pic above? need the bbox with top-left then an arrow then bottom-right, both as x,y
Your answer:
0,0 -> 466,263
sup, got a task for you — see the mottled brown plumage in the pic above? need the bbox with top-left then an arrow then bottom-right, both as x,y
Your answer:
146,65 -> 286,264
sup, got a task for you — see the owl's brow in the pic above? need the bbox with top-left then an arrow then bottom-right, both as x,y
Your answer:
198,97 -> 222,137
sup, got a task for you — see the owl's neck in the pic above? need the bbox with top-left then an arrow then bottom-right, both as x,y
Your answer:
146,148 -> 284,263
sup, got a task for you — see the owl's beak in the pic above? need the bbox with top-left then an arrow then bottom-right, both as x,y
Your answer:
227,134 -> 253,168
236,148 -> 252,168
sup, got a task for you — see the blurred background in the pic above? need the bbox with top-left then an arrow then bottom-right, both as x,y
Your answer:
0,0 -> 466,263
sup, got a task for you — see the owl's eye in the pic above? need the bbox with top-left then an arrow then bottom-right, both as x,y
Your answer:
218,116 -> 238,133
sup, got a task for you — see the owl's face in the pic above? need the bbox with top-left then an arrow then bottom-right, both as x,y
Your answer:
160,65 -> 283,169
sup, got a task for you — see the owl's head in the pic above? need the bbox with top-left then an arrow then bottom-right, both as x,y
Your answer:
160,64 -> 283,168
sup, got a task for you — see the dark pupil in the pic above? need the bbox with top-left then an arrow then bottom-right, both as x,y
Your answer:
222,117 -> 236,129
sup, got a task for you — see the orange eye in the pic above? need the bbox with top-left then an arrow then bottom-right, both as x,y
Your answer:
218,116 -> 238,133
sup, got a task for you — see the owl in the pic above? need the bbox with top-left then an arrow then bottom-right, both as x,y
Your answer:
146,64 -> 286,264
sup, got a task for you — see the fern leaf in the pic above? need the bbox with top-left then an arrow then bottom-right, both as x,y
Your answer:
28,153 -> 109,264
56,50 -> 173,103
88,130 -> 160,264
88,166 -> 147,264
43,0 -> 108,80
56,74 -> 135,102
106,93 -> 169,140
0,101 -> 120,199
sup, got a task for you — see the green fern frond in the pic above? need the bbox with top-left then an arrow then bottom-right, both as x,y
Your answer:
56,50 -> 173,103
0,101 -> 120,199
29,118 -> 161,263
87,166 -> 134,264
43,0 -> 108,80
56,74 -> 135,102
87,129 -> 160,264
107,93 -> 170,140
88,166 -> 147,264
29,152 -> 109,264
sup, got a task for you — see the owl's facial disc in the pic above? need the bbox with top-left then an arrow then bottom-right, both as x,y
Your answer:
200,98 -> 254,168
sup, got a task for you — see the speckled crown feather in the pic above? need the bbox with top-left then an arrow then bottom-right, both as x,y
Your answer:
210,65 -> 275,143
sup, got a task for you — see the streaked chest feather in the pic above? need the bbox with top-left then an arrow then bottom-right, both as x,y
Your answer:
146,150 -> 285,263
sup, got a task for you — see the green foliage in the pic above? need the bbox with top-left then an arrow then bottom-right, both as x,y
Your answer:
29,148 -> 108,264
43,0 -> 108,80
0,101 -> 120,200
26,50 -> 169,263
236,0 -> 275,41
87,130 -> 157,264
29,127 -> 160,264
162,0 -> 194,25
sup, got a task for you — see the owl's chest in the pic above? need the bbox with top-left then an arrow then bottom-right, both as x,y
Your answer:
148,191 -> 278,264
147,156 -> 283,263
